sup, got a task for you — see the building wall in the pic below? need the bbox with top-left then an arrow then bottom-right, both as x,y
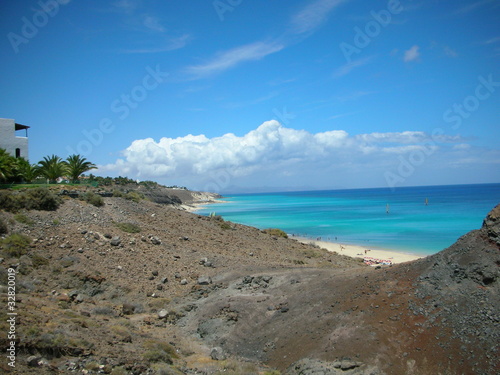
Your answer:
0,118 -> 29,160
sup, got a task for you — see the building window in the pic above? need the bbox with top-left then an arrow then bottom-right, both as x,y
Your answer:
15,148 -> 21,158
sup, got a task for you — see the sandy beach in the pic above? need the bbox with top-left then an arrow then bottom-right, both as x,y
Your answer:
296,237 -> 423,264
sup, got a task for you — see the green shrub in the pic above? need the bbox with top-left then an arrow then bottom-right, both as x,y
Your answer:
151,364 -> 183,375
114,222 -> 141,233
31,253 -> 49,268
23,326 -> 41,340
14,213 -> 34,225
143,340 -> 177,364
34,331 -> 92,354
23,188 -> 61,211
112,189 -> 123,198
124,191 -> 144,203
0,188 -> 61,212
209,214 -> 232,229
303,248 -> 321,258
1,233 -> 31,258
263,228 -> 288,238
110,367 -> 128,375
220,222 -> 232,230
81,192 -> 104,207
24,188 -> 62,211
0,191 -> 21,212
109,325 -> 131,337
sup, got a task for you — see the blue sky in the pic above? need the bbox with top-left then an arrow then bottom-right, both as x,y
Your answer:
1,0 -> 499,192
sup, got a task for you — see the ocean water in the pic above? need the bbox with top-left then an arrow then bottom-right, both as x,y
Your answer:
197,183 -> 500,255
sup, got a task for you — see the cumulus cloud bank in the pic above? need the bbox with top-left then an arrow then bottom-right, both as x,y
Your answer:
99,120 -> 472,190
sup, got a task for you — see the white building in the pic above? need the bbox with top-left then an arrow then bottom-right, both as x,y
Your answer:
0,118 -> 30,160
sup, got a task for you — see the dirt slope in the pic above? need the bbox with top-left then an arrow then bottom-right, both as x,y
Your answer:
178,204 -> 500,375
0,189 -> 498,374
0,190 -> 360,374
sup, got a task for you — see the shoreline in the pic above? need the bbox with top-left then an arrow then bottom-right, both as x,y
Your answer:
295,237 -> 424,264
186,198 -> 424,264
181,199 -> 229,213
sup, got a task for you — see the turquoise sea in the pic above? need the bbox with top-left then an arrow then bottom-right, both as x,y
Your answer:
197,183 -> 500,256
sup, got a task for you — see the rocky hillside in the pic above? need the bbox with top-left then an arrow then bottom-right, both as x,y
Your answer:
170,204 -> 500,375
0,187 -> 498,375
0,187 -> 360,374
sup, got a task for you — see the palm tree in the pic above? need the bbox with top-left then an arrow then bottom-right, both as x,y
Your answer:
38,155 -> 67,183
0,148 -> 16,182
14,157 -> 40,183
66,154 -> 96,183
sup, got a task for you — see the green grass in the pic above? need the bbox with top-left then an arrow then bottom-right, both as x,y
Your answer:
0,233 -> 31,258
114,222 -> 141,233
263,228 -> 288,238
14,213 -> 34,225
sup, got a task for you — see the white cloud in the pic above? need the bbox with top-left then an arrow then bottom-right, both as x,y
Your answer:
454,0 -> 495,15
444,46 -> 458,58
185,41 -> 284,78
122,34 -> 191,53
181,0 -> 348,80
328,112 -> 357,120
333,56 -> 373,77
143,16 -> 165,33
355,131 -> 462,144
181,0 -> 349,79
99,121 -> 473,190
453,143 -> 471,150
381,145 -> 439,154
404,45 -> 420,62
113,0 -> 139,13
483,36 -> 500,44
290,0 -> 347,34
